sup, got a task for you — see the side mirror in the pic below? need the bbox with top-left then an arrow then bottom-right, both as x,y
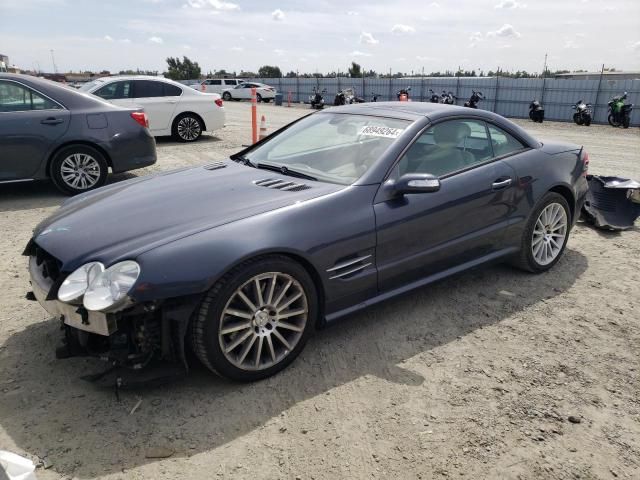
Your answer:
390,173 -> 441,195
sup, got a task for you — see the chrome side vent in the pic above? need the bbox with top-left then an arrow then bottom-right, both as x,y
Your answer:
254,178 -> 310,192
326,255 -> 372,280
203,161 -> 227,170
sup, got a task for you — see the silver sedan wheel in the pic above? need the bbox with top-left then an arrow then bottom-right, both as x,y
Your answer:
177,116 -> 201,141
219,272 -> 308,371
60,153 -> 101,190
532,202 -> 568,266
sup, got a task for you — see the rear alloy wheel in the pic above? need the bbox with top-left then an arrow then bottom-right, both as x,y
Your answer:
191,256 -> 317,381
222,92 -> 232,101
173,114 -> 202,142
256,93 -> 263,103
51,145 -> 108,195
511,192 -> 570,273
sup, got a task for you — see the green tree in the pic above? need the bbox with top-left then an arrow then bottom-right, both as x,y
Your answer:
285,70 -> 297,78
258,65 -> 283,78
165,56 -> 201,80
348,61 -> 362,78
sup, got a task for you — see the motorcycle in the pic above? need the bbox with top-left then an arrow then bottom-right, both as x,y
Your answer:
440,90 -> 457,105
370,93 -> 382,102
572,100 -> 592,126
309,87 -> 327,110
529,99 -> 545,123
608,92 -> 633,128
397,86 -> 411,101
334,87 -> 365,106
428,89 -> 440,103
464,90 -> 484,108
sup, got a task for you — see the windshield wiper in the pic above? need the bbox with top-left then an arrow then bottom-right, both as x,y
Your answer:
230,154 -> 256,168
256,163 -> 317,181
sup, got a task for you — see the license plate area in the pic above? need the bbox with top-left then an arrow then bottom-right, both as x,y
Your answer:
60,303 -> 116,336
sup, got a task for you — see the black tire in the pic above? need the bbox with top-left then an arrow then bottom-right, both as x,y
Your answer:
222,92 -> 232,101
510,192 -> 571,273
172,113 -> 203,142
623,115 -> 630,129
262,98 -> 271,103
256,93 -> 262,103
608,113 -> 617,127
50,145 -> 108,195
190,255 -> 318,381
584,117 -> 591,126
529,111 -> 534,121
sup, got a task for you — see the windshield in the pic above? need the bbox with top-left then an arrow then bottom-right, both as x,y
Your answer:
78,79 -> 105,92
243,113 -> 410,185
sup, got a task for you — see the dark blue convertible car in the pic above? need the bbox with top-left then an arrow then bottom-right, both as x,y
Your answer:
26,102 -> 589,381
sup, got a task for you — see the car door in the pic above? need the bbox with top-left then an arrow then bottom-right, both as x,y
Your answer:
374,118 -> 517,293
233,83 -> 253,99
207,79 -> 223,94
92,80 -> 132,108
131,80 -> 179,133
0,79 -> 70,181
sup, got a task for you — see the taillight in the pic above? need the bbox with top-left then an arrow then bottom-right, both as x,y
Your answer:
581,150 -> 589,176
130,112 -> 149,128
215,98 -> 223,108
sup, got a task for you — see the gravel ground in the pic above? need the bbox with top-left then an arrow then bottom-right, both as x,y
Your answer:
0,102 -> 639,480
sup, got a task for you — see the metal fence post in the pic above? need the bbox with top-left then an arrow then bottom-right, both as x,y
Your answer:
593,63 -> 605,122
296,75 -> 300,103
492,75 -> 499,113
388,77 -> 393,101
455,74 -> 460,105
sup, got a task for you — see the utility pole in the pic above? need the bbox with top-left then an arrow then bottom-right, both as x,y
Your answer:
540,53 -> 548,105
50,49 -> 58,73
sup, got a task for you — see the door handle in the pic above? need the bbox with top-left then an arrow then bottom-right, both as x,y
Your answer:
167,100 -> 178,104
492,178 -> 512,190
41,118 -> 64,125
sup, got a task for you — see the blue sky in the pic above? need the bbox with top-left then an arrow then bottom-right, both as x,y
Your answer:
1,0 -> 639,74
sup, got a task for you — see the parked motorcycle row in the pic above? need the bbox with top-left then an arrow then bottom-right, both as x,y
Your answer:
308,86 -> 634,128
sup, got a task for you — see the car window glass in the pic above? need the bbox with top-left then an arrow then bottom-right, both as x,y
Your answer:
210,79 -> 222,85
395,119 -> 492,178
133,80 -> 164,98
487,124 -> 526,157
94,81 -> 131,100
0,81 -> 61,112
163,84 -> 182,96
245,113 -> 410,185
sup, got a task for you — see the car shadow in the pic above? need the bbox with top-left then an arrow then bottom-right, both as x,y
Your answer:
155,134 -> 221,148
0,249 -> 588,478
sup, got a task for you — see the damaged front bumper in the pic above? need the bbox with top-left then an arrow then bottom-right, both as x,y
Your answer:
25,242 -> 201,381
582,175 -> 640,230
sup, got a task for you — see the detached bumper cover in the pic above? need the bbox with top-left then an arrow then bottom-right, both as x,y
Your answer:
582,175 -> 640,230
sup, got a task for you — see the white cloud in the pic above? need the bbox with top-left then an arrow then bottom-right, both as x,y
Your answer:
633,40 -> 640,51
183,45 -> 191,50
148,36 -> 163,44
391,24 -> 416,34
499,44 -> 512,49
187,0 -> 239,10
428,2 -> 441,7
487,24 -> 521,38
273,49 -> 285,56
257,37 -> 265,42
494,0 -> 525,9
120,38 -> 131,44
563,39 -> 579,49
272,9 -> 285,21
351,50 -> 372,57
359,31 -> 379,45
230,46 -> 244,51
103,35 -> 113,42
347,11 -> 358,16
469,31 -> 483,47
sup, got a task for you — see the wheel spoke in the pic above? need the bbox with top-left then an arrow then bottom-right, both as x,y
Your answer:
278,308 -> 306,320
272,329 -> 292,350
277,291 -> 302,312
224,308 -> 253,320
237,334 -> 257,364
237,290 -> 257,311
266,274 -> 277,304
220,322 -> 251,335
254,278 -> 264,306
277,321 -> 303,332
254,336 -> 264,367
273,279 -> 292,307
224,329 -> 253,353
266,335 -> 276,361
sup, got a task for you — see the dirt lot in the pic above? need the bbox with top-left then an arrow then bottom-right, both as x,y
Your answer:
0,102 -> 639,480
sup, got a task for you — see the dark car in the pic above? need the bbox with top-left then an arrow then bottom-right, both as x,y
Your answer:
25,102 -> 589,382
0,73 -> 156,195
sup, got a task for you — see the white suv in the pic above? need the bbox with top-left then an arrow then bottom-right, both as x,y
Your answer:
199,78 -> 243,94
81,76 -> 225,142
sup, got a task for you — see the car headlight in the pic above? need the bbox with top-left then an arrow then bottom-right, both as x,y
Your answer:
83,261 -> 141,312
58,262 -> 105,302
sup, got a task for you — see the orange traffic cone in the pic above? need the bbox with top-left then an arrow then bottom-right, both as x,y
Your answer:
259,115 -> 268,140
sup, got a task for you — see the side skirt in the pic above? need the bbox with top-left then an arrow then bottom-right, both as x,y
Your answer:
324,247 -> 518,324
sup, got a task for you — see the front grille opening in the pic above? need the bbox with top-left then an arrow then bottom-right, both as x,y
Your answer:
34,246 -> 63,282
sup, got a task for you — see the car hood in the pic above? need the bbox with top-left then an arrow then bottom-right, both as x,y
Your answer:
32,161 -> 342,270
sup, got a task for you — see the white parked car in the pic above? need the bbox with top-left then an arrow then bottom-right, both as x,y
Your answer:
222,82 -> 277,102
199,78 -> 244,94
80,76 -> 225,142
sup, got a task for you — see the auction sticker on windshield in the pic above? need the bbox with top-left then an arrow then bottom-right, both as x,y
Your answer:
359,126 -> 404,138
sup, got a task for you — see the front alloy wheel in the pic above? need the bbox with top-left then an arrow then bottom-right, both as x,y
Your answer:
191,256 -> 317,381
